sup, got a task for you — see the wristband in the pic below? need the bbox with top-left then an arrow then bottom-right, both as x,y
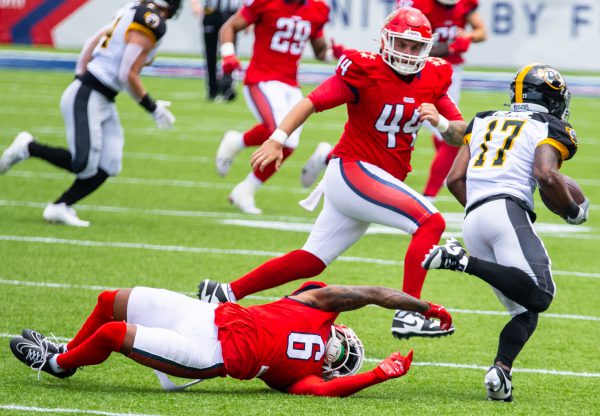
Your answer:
269,128 -> 288,145
324,48 -> 335,63
436,115 -> 450,133
139,93 -> 157,113
566,201 -> 581,219
220,42 -> 235,57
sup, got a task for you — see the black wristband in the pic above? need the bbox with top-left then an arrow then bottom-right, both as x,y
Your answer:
139,93 -> 157,113
566,201 -> 581,219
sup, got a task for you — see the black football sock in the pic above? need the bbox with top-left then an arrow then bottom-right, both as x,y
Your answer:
55,169 -> 109,206
464,257 -> 552,313
495,311 -> 538,368
28,142 -> 74,172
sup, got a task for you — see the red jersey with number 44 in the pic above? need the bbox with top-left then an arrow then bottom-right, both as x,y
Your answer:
398,0 -> 479,64
240,0 -> 330,86
214,282 -> 338,390
331,50 -> 462,181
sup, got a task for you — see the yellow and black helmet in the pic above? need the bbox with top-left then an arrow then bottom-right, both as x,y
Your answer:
510,64 -> 571,121
147,0 -> 182,19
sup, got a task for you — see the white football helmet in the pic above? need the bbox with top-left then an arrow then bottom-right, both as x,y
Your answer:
322,324 -> 365,379
381,7 -> 434,75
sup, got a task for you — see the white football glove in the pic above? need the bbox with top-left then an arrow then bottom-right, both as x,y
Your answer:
152,100 -> 175,129
565,198 -> 589,225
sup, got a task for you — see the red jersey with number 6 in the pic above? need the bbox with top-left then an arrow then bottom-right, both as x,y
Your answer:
214,282 -> 338,390
331,50 -> 462,181
240,0 -> 330,87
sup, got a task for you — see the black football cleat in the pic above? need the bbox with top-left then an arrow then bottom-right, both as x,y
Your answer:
10,336 -> 76,379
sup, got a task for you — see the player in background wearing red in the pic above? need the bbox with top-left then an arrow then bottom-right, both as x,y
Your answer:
10,282 -> 452,396
199,8 -> 466,339
214,0 -> 340,214
397,0 -> 486,202
422,64 -> 587,401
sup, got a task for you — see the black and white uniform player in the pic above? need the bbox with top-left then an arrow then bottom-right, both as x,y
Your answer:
0,0 -> 181,226
422,64 -> 589,402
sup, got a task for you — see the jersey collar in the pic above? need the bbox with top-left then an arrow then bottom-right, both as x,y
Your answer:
509,103 -> 549,113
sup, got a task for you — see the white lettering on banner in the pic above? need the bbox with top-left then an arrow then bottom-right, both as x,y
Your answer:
476,1 -> 599,69
0,0 -> 26,8
45,0 -> 599,70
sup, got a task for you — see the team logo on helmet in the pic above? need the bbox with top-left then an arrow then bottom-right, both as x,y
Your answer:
144,12 -> 160,29
541,68 -> 565,90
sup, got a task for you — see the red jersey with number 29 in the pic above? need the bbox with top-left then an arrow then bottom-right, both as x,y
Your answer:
214,282 -> 338,390
240,0 -> 330,87
331,50 -> 462,181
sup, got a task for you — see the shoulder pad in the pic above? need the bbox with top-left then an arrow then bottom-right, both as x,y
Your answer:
544,117 -> 578,160
334,49 -> 376,88
132,5 -> 166,42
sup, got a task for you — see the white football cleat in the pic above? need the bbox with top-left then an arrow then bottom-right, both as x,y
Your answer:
0,131 -> 34,174
391,310 -> 455,339
215,130 -> 244,177
228,181 -> 262,215
484,365 -> 513,402
301,142 -> 333,188
43,203 -> 90,227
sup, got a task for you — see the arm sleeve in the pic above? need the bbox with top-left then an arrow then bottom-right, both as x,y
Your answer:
286,371 -> 384,397
436,93 -> 463,121
307,75 -> 356,113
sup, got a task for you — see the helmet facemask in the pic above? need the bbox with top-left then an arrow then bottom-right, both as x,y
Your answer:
150,0 -> 181,19
436,0 -> 459,5
322,324 -> 365,380
380,7 -> 433,75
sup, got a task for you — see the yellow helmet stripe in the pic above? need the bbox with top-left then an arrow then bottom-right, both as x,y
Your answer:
514,63 -> 537,103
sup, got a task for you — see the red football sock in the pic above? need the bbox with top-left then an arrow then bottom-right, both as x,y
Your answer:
57,321 -> 127,369
423,140 -> 460,197
66,290 -> 117,350
230,249 -> 326,300
243,124 -> 272,147
253,147 -> 294,182
402,213 -> 446,298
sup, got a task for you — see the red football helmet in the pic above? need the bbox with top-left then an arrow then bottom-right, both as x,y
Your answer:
381,7 -> 434,75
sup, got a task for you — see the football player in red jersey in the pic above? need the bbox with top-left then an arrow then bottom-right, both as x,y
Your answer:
198,8 -> 466,339
213,0 -> 339,214
397,0 -> 486,201
10,282 -> 452,396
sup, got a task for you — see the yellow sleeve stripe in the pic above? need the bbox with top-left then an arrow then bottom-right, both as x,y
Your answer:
514,63 -> 537,104
538,138 -> 569,160
463,132 -> 472,145
127,22 -> 157,43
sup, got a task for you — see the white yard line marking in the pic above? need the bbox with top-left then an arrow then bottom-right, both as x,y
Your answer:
0,198 -> 597,241
0,405 -> 161,416
1,279 -> 598,322
5,170 -> 309,194
0,235 -> 399,266
1,231 -> 599,277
